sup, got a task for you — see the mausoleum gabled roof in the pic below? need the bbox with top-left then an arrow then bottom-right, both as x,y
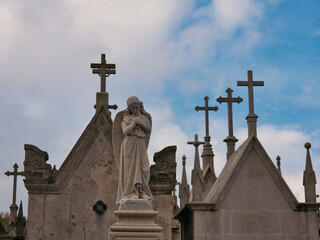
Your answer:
204,134 -> 299,210
53,105 -> 114,192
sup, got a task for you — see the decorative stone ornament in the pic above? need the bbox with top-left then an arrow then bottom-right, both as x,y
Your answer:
92,200 -> 107,215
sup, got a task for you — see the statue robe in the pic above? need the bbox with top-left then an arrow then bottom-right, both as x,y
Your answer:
116,114 -> 152,204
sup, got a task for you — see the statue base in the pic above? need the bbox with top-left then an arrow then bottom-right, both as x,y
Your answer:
108,199 -> 163,240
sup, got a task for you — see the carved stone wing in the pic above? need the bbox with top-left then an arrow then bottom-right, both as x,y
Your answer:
112,110 -> 126,168
144,111 -> 152,149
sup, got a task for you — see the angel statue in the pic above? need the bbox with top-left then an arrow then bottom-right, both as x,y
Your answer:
113,96 -> 153,204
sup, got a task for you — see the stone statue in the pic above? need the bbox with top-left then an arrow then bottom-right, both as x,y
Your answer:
113,96 -> 153,204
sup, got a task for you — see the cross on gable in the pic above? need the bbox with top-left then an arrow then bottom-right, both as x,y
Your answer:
195,96 -> 219,137
91,53 -> 116,93
187,133 -> 205,147
5,163 -> 25,208
217,88 -> 243,137
237,70 -> 264,115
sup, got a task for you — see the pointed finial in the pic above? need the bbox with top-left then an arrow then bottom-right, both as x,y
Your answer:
179,155 -> 190,208
303,142 -> 317,203
17,201 -> 23,219
182,155 -> 186,166
276,155 -> 282,175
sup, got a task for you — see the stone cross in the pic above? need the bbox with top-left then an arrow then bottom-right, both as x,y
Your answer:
237,70 -> 264,136
5,163 -> 25,221
217,88 -> 243,160
91,53 -> 116,93
195,96 -> 219,138
187,133 -> 205,148
195,96 -> 218,180
91,54 -> 118,111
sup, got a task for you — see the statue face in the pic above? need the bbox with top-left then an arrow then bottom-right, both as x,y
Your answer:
129,102 -> 140,116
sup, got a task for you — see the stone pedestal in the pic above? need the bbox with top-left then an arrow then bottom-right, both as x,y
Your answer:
108,199 -> 163,240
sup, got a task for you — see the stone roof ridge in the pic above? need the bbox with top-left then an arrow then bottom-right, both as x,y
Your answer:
204,134 -> 299,210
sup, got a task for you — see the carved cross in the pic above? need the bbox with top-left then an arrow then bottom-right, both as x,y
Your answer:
237,70 -> 264,115
195,96 -> 219,137
187,133 -> 205,147
217,88 -> 243,137
91,53 -> 116,93
5,163 -> 25,207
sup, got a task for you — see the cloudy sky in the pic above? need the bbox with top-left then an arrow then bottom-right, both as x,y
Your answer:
1,0 -> 320,213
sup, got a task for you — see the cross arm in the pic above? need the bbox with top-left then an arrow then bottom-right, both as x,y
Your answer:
217,96 -> 243,104
92,69 -> 116,75
195,106 -> 219,111
237,81 -> 264,86
90,63 -> 116,69
5,171 -> 25,176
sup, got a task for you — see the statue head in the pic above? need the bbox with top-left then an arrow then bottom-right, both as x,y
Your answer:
125,96 -> 145,115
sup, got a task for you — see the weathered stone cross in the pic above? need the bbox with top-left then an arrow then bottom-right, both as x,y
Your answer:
217,88 -> 243,138
217,88 -> 243,160
195,96 -> 219,138
237,70 -> 264,136
195,96 -> 218,174
91,53 -> 116,93
5,163 -> 25,220
187,133 -> 205,148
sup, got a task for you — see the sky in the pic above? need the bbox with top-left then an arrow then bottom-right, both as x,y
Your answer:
0,0 -> 320,214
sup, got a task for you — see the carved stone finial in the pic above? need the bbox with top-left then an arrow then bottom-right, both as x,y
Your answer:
303,142 -> 317,203
179,155 -> 190,208
276,155 -> 282,175
305,142 -> 311,149
149,146 -> 177,195
237,70 -> 264,137
188,134 -> 204,202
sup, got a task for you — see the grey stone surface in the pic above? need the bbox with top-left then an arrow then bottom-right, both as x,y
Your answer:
24,104 -> 119,240
108,207 -> 163,240
119,199 -> 152,210
149,146 -> 178,240
178,134 -> 320,240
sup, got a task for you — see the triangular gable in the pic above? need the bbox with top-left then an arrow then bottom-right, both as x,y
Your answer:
43,106 -> 115,192
205,134 -> 298,210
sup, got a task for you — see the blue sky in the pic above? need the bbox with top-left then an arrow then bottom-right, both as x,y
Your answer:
0,0 -> 320,213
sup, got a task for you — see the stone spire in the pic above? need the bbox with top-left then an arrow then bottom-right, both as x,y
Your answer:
217,88 -> 243,160
188,134 -> 204,201
237,70 -> 264,137
195,96 -> 218,196
303,142 -> 317,203
91,53 -> 118,112
5,163 -> 25,222
179,155 -> 190,208
276,155 -> 282,176
15,201 -> 25,237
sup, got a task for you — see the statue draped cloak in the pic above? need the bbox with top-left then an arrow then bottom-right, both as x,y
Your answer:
113,111 -> 152,205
